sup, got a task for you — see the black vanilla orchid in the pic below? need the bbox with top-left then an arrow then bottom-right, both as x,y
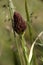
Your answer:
12,12 -> 27,34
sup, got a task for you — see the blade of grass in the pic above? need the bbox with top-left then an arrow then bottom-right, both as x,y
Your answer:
25,0 -> 29,21
25,0 -> 33,43
20,34 -> 29,65
14,34 -> 23,65
28,31 -> 43,64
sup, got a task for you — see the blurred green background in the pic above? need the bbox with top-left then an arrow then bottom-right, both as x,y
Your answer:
0,0 -> 43,65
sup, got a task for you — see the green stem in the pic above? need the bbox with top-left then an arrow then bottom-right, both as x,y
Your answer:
14,34 -> 22,65
20,35 -> 29,65
25,0 -> 33,43
25,1 -> 38,65
8,0 -> 22,65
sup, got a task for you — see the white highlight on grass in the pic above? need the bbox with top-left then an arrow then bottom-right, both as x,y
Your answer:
28,31 -> 43,63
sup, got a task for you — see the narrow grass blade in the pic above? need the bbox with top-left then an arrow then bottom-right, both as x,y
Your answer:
25,0 -> 29,21
14,34 -> 22,65
25,0 -> 33,43
20,34 -> 29,65
28,31 -> 43,64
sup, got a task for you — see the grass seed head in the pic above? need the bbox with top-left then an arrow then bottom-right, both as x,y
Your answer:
13,12 -> 27,34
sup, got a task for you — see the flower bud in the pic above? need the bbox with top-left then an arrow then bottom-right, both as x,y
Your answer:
12,12 -> 27,34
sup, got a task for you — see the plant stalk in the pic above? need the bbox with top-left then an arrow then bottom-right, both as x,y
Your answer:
8,0 -> 22,65
25,0 -> 33,44
20,34 -> 29,65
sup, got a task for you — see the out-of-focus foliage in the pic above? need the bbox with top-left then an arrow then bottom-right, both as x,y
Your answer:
0,0 -> 43,65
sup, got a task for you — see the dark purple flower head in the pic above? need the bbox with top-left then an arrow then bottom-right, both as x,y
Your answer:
12,12 -> 27,34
